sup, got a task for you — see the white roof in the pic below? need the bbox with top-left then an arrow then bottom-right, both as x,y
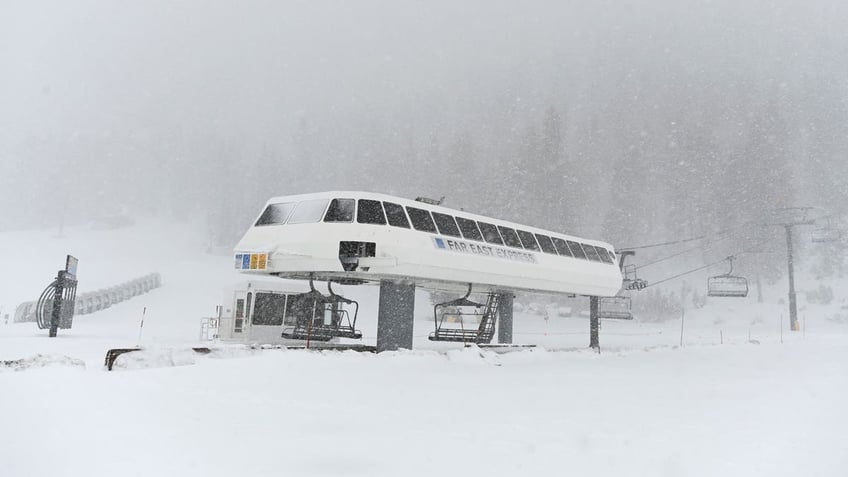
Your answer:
262,190 -> 616,250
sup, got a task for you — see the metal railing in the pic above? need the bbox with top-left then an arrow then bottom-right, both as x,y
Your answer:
14,273 -> 162,323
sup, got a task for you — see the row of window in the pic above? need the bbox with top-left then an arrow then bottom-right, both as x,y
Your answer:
238,292 -> 337,327
255,198 -> 616,265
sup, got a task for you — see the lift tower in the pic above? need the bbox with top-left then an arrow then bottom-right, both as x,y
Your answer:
768,208 -> 814,332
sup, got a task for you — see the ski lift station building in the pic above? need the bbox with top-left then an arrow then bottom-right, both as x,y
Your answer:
228,191 -> 624,351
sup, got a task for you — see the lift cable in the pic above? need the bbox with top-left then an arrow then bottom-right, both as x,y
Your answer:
620,219 -> 761,251
635,221 -> 767,270
636,243 -> 706,270
645,256 -> 734,288
636,235 -> 732,270
644,235 -> 773,288
620,234 -> 714,251
625,209 -> 844,252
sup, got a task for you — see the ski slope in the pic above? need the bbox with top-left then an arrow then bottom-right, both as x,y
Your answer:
1,220 -> 847,476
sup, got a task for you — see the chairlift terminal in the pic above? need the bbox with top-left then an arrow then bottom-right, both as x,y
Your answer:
228,191 -> 624,351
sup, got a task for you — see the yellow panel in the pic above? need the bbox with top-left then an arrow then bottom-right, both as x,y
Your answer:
250,254 -> 259,270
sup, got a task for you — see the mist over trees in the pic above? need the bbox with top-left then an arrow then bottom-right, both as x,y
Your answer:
2,0 -> 848,288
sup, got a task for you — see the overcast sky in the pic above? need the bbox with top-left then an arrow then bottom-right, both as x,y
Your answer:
2,1 -> 847,235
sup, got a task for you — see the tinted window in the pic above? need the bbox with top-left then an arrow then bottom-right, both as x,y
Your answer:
432,212 -> 461,237
567,240 -> 588,259
357,199 -> 387,225
535,234 -> 558,254
255,202 -> 296,226
552,237 -> 573,257
252,293 -> 286,326
406,207 -> 437,232
478,222 -> 504,245
288,199 -> 330,224
498,226 -> 523,248
324,198 -> 355,222
596,246 -> 614,264
584,244 -> 603,262
607,249 -> 617,263
517,230 -> 541,251
284,294 -> 315,326
383,202 -> 410,228
455,217 -> 483,241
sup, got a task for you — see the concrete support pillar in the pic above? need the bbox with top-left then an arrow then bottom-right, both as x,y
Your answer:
589,296 -> 600,351
376,280 -> 416,352
497,293 -> 514,344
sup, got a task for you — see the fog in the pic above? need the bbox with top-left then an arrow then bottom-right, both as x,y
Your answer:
3,0 -> 848,283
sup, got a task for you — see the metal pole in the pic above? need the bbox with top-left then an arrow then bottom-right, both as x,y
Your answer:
589,296 -> 599,351
784,225 -> 800,331
137,307 -> 146,345
679,309 -> 685,347
49,272 -> 65,337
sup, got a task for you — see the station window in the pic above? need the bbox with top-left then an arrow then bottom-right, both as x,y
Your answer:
478,222 -> 504,245
235,298 -> 245,333
284,294 -> 315,326
498,226 -> 523,248
595,247 -> 614,264
357,199 -> 387,225
535,234 -> 558,254
517,230 -> 541,251
383,202 -> 410,228
406,206 -> 437,233
288,199 -> 330,224
584,245 -> 603,262
552,237 -> 573,257
255,202 -> 296,226
567,241 -> 588,259
432,212 -> 461,237
455,217 -> 483,241
252,292 -> 286,326
324,198 -> 355,222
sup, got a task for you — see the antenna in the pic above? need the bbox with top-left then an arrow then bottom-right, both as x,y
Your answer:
414,196 -> 445,206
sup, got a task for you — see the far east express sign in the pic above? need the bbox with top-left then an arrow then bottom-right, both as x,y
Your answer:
432,237 -> 536,264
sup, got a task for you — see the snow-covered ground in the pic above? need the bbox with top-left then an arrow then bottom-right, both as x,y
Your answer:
1,221 -> 847,476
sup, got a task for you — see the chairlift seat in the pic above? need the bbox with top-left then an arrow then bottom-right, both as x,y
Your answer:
282,326 -> 362,341
281,281 -> 362,341
707,275 -> 748,298
811,227 -> 842,244
598,296 -> 633,320
430,290 -> 499,344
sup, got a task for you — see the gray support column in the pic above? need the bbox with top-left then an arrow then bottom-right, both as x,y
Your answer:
376,280 -> 416,352
589,296 -> 600,351
497,293 -> 514,344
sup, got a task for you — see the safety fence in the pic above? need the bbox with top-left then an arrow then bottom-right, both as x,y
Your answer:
14,273 -> 162,323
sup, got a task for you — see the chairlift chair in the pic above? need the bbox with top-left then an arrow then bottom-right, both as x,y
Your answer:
707,257 -> 749,298
598,296 -> 633,320
429,285 -> 499,344
621,262 -> 648,291
811,224 -> 842,244
281,279 -> 362,341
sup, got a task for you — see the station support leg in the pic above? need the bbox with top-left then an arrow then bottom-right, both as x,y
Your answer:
589,296 -> 600,351
376,280 -> 416,352
497,293 -> 514,344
